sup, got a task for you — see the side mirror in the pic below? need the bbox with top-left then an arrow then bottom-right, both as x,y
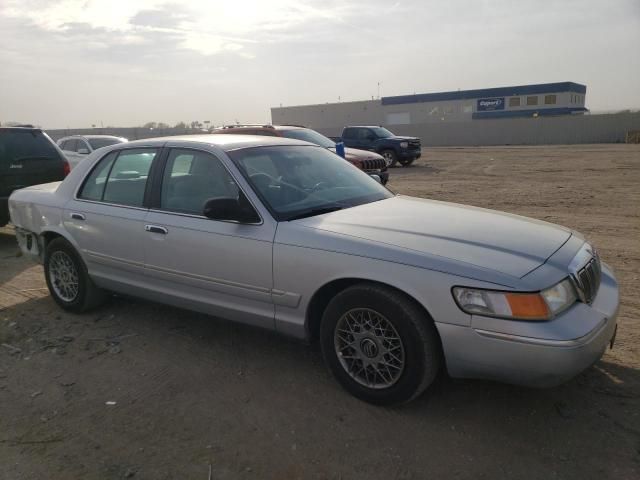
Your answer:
202,195 -> 260,223
77,148 -> 90,155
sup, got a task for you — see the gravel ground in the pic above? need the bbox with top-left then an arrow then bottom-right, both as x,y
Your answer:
0,144 -> 638,479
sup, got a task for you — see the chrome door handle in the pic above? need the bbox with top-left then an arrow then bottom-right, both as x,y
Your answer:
70,213 -> 86,221
145,225 -> 168,235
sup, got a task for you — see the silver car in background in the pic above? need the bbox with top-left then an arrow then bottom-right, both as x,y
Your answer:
57,135 -> 128,168
8,135 -> 619,405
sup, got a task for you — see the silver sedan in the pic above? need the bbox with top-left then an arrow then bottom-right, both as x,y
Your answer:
8,135 -> 619,405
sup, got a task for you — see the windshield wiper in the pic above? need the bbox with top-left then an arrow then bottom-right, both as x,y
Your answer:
286,206 -> 344,221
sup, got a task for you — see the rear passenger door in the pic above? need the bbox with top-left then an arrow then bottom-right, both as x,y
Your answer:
63,148 -> 159,287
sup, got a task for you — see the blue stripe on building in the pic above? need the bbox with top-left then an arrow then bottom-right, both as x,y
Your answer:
381,82 -> 587,106
472,107 -> 588,120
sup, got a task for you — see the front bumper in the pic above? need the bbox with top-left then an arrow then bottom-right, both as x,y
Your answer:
364,170 -> 389,185
438,264 -> 619,387
398,149 -> 421,160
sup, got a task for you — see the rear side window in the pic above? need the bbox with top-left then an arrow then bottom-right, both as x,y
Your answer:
79,151 -> 117,201
79,148 -> 157,207
342,128 -> 356,139
0,130 -> 60,166
64,139 -> 78,152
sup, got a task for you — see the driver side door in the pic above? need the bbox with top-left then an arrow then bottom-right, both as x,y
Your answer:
143,147 -> 276,329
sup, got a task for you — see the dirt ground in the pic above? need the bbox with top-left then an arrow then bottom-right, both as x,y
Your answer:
1,144 -> 638,480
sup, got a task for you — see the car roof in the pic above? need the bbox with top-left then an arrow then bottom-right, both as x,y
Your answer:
61,134 -> 125,140
346,125 -> 382,128
124,134 -> 313,151
216,124 -> 305,132
0,126 -> 41,132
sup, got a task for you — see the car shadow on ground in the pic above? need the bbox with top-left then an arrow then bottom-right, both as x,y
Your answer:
0,228 -> 35,287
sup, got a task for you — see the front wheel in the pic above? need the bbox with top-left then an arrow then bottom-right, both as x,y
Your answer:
380,149 -> 398,168
320,283 -> 442,405
44,237 -> 107,312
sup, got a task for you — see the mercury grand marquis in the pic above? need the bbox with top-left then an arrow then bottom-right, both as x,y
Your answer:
8,135 -> 619,405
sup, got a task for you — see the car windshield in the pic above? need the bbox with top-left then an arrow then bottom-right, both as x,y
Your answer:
88,137 -> 125,150
279,129 -> 336,148
371,127 -> 394,138
229,145 -> 393,221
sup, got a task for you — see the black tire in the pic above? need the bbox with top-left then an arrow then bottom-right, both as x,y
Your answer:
320,283 -> 442,406
398,157 -> 416,167
44,237 -> 107,313
380,149 -> 398,168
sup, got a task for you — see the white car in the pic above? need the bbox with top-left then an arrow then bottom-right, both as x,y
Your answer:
8,135 -> 619,405
57,135 -> 128,168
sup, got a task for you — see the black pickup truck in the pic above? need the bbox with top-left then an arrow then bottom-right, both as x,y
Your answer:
332,126 -> 421,167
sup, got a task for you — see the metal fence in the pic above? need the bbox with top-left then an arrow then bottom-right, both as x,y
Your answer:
314,112 -> 640,147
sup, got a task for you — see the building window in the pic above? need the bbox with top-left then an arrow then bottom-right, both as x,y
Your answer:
428,106 -> 440,115
526,96 -> 538,106
509,97 -> 521,107
462,104 -> 472,113
544,95 -> 557,105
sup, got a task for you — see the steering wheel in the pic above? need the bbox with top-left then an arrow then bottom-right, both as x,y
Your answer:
249,172 -> 275,191
311,182 -> 330,192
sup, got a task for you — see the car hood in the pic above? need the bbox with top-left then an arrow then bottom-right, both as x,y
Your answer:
289,196 -> 571,280
328,147 -> 384,162
385,136 -> 419,142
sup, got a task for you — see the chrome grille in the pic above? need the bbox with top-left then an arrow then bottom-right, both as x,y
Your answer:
574,255 -> 601,304
361,158 -> 386,171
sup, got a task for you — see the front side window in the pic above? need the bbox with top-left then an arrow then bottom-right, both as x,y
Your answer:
230,145 -> 392,221
527,96 -> 538,106
357,129 -> 372,141
160,148 -> 239,215
370,127 -> 394,138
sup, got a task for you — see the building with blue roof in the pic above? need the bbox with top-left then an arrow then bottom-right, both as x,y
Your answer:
271,82 -> 588,131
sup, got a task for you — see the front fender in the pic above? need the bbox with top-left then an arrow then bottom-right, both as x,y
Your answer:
272,243 -> 473,340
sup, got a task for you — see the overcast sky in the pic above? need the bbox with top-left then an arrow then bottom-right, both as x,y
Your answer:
1,0 -> 639,128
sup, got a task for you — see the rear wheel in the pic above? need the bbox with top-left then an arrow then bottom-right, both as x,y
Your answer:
320,283 -> 441,405
44,237 -> 107,312
380,150 -> 398,168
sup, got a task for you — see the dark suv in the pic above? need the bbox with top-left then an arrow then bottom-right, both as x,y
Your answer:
0,127 -> 69,226
338,126 -> 421,167
212,125 -> 389,185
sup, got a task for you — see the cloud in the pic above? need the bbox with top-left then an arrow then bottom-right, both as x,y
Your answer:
0,0 -> 357,56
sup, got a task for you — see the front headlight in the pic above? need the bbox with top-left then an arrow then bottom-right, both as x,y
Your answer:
452,278 -> 577,321
400,141 -> 408,148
